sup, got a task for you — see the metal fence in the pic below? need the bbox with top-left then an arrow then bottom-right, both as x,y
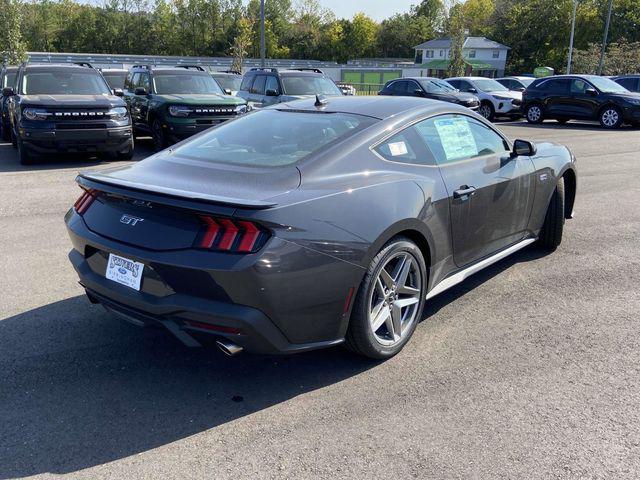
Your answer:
350,83 -> 384,96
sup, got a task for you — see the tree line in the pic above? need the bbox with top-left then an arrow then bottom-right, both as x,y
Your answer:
2,0 -> 640,75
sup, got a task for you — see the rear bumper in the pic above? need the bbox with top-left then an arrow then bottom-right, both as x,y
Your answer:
65,209 -> 364,354
21,126 -> 132,154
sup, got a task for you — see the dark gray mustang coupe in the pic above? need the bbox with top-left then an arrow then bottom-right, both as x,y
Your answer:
65,96 -> 577,359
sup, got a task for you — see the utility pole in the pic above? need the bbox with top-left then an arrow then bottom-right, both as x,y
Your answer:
597,0 -> 613,75
260,0 -> 266,68
567,0 -> 577,74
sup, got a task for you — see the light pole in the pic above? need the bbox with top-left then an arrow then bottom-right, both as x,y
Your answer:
567,0 -> 577,74
260,0 -> 266,68
597,0 -> 613,75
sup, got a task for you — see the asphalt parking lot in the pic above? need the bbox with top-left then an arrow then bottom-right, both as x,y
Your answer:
1,122 -> 640,479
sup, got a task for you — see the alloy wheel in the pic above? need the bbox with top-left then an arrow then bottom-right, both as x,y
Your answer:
601,109 -> 619,127
479,104 -> 492,119
527,106 -> 541,122
369,251 -> 422,346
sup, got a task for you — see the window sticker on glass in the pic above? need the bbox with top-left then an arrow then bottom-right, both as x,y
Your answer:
433,117 -> 478,161
388,141 -> 408,156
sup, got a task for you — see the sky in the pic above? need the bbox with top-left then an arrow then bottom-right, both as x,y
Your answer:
317,0 -> 417,21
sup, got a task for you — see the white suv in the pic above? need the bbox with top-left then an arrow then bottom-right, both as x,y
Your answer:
446,76 -> 522,121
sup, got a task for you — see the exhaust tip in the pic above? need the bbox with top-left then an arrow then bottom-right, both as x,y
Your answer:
216,339 -> 243,356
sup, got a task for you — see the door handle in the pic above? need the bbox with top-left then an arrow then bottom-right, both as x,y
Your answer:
453,185 -> 476,199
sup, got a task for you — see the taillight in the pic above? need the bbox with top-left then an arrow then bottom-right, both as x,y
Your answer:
196,216 -> 268,253
73,189 -> 97,215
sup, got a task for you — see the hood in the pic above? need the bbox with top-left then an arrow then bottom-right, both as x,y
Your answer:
21,94 -> 125,108
152,93 -> 246,105
490,90 -> 522,101
79,149 -> 300,209
608,92 -> 640,102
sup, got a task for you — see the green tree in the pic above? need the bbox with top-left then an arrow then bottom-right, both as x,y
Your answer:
345,12 -> 379,59
230,16 -> 253,71
0,0 -> 27,64
447,3 -> 466,76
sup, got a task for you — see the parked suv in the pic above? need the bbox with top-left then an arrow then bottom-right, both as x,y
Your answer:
612,75 -> 640,93
379,77 -> 479,110
5,63 -> 133,165
237,68 -> 343,107
522,74 -> 640,128
210,70 -> 242,95
446,76 -> 522,120
100,68 -> 128,90
1,66 -> 17,140
124,65 -> 248,150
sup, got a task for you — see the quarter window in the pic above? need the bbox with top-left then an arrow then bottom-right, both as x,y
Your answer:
414,114 -> 508,164
374,127 -> 435,166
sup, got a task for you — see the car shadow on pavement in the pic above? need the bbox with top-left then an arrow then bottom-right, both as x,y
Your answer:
0,138 -> 155,173
0,295 -> 376,479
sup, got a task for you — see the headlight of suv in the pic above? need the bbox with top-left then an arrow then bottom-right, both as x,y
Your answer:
107,107 -> 128,121
168,105 -> 192,117
234,104 -> 249,114
22,108 -> 49,121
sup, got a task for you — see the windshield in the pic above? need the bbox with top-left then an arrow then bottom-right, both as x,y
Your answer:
281,76 -> 342,96
153,74 -> 224,95
171,110 -> 376,167
518,78 -> 535,87
102,72 -> 127,90
21,71 -> 111,95
588,76 -> 629,93
3,72 -> 16,88
421,79 -> 456,93
473,78 -> 508,92
212,75 -> 242,92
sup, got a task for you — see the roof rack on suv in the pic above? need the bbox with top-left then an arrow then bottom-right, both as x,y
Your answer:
249,67 -> 279,73
74,62 -> 94,69
219,70 -> 242,75
175,65 -> 206,71
290,68 -> 324,74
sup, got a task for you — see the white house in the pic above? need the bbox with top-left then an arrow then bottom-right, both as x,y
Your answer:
413,36 -> 510,78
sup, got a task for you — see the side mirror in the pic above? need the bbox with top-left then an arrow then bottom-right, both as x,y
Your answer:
2,87 -> 14,96
515,87 -> 525,92
224,88 -> 232,95
134,87 -> 147,96
585,88 -> 597,96
512,139 -> 537,157
265,89 -> 279,97
113,88 -> 124,97
414,89 -> 424,96
468,87 -> 478,93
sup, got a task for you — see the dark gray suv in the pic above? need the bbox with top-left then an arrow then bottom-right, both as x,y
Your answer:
237,68 -> 343,108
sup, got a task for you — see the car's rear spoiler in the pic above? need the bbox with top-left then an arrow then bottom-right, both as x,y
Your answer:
76,172 -> 278,213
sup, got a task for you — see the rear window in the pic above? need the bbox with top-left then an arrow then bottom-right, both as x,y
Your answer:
281,76 -> 342,96
170,109 -> 376,167
212,75 -> 242,92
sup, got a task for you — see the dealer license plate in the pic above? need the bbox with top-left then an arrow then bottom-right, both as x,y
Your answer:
105,253 -> 144,291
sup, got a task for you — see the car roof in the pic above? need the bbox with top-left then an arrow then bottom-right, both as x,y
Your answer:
397,77 -> 445,81
272,95 -> 463,120
612,74 -> 640,78
446,76 -> 493,81
101,68 -> 128,72
497,76 -> 530,80
23,64 -> 97,72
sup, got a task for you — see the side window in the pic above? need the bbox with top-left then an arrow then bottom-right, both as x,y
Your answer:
414,114 -> 508,165
541,79 -> 569,94
374,126 -> 435,166
251,75 -> 267,95
265,75 -> 280,94
139,73 -> 150,92
448,80 -> 460,89
389,81 -> 406,93
407,81 -> 421,94
458,80 -> 472,92
570,79 -> 589,94
128,73 -> 140,92
240,75 -> 254,91
616,78 -> 637,91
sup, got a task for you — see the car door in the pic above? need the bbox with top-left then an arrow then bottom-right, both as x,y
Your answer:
539,78 -> 571,117
567,78 -> 600,119
126,72 -> 142,127
414,113 -> 536,266
137,73 -> 152,124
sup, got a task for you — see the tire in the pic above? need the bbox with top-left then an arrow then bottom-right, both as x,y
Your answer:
538,176 -> 565,251
151,119 -> 167,151
599,106 -> 622,129
345,237 -> 427,359
478,102 -> 495,121
115,138 -> 135,160
525,103 -> 544,124
17,136 -> 35,165
1,121 -> 10,141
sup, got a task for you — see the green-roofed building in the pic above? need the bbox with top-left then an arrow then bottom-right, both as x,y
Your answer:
413,37 -> 510,78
